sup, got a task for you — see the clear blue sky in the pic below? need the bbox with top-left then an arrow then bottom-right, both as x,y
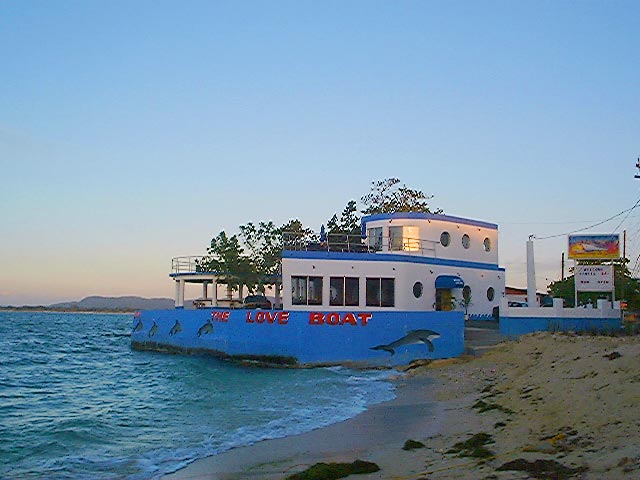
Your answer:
1,0 -> 638,304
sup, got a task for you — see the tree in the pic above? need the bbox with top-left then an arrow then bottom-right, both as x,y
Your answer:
547,259 -> 640,310
197,231 -> 257,293
239,221 -> 282,292
361,178 -> 443,215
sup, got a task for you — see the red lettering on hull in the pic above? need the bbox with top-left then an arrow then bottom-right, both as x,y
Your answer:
246,311 -> 290,325
308,312 -> 372,326
211,311 -> 230,322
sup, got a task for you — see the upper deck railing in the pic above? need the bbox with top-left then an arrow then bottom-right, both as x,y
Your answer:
282,232 -> 438,257
171,256 -> 206,274
172,232 -> 440,274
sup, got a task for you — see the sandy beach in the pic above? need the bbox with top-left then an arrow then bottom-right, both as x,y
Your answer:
165,332 -> 640,480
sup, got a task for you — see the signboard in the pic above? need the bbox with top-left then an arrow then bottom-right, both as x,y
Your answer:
568,234 -> 620,260
575,265 -> 614,292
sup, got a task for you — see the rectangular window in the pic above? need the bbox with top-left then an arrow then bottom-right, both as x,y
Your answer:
292,276 -> 323,305
307,276 -> 323,305
389,226 -> 419,252
368,227 -> 383,251
345,277 -> 359,306
330,277 -> 360,306
381,278 -> 395,307
292,276 -> 308,305
389,226 -> 403,251
366,277 -> 395,307
329,277 -> 344,306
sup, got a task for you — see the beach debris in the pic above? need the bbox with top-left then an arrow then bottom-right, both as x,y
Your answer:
472,400 -> 514,414
603,351 -> 622,360
285,459 -> 380,480
496,458 -> 586,479
402,439 -> 426,450
447,432 -> 494,458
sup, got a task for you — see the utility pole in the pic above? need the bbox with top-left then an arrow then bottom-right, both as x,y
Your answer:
561,252 -> 565,281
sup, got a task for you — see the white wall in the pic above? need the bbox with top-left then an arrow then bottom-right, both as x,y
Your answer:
366,217 -> 499,265
282,256 -> 505,314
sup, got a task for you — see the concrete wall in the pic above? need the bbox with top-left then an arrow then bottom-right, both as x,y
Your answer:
499,298 -> 622,336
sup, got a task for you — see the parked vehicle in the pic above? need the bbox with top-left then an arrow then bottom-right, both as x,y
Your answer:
243,295 -> 272,309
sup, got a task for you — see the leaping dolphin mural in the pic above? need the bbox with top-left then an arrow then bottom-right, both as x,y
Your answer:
371,329 -> 441,355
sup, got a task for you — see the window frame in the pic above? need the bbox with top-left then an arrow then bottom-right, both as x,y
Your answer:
292,275 -> 323,306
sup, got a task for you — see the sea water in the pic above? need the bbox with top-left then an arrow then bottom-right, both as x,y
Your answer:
0,311 -> 395,479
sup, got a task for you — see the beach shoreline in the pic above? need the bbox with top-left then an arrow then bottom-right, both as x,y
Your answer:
164,332 -> 640,480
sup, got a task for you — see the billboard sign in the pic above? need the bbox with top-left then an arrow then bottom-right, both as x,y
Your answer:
575,265 -> 614,292
568,234 -> 620,260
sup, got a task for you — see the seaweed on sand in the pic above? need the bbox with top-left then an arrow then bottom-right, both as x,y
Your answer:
402,439 -> 426,450
496,458 -> 586,479
447,432 -> 495,458
472,400 -> 514,414
285,460 -> 380,480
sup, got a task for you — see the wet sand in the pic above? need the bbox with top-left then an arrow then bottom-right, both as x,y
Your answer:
165,332 -> 640,480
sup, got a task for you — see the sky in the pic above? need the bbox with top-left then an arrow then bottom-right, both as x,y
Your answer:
1,0 -> 638,305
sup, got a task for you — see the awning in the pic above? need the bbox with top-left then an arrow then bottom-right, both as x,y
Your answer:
435,275 -> 465,289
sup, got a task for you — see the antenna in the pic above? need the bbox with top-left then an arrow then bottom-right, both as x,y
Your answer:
635,157 -> 640,179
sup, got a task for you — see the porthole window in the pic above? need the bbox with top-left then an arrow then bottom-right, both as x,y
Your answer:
484,237 -> 491,252
413,282 -> 423,298
487,287 -> 495,301
462,286 -> 471,301
462,234 -> 470,249
440,231 -> 450,247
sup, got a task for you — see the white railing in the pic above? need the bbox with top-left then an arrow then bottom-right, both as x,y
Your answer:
171,256 -> 208,274
282,232 -> 439,257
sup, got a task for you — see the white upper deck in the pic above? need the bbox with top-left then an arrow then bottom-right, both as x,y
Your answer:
362,212 -> 499,265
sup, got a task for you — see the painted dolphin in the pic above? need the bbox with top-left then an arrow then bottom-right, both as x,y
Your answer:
169,320 -> 182,336
148,321 -> 158,338
371,329 -> 441,355
133,319 -> 144,332
197,319 -> 214,337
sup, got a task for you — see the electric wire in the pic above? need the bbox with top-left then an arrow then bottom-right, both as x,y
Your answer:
533,196 -> 640,240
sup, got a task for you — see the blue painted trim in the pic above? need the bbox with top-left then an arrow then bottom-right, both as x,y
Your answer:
283,250 -> 505,272
361,212 -> 498,230
435,275 -> 465,289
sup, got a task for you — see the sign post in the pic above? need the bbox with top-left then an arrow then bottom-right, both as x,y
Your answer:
568,234 -> 620,307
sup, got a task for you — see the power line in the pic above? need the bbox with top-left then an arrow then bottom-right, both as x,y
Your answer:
533,196 -> 640,240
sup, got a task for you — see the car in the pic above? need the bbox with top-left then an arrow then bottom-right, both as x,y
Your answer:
508,301 -> 528,308
243,295 -> 272,309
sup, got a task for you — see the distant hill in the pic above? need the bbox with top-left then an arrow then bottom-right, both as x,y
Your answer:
48,296 -> 175,311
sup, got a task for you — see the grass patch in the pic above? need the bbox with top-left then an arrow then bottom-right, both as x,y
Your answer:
472,400 -> 514,414
285,460 -> 380,480
447,433 -> 495,458
496,458 -> 586,479
402,439 -> 425,450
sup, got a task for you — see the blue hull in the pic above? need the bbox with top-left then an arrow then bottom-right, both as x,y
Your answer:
131,309 -> 464,367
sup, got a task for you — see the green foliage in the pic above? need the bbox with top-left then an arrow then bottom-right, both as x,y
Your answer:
361,178 -> 443,215
239,221 -> 281,292
197,231 -> 256,291
199,219 -> 315,294
547,259 -> 640,309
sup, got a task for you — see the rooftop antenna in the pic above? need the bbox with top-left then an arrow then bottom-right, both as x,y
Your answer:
635,157 -> 640,179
